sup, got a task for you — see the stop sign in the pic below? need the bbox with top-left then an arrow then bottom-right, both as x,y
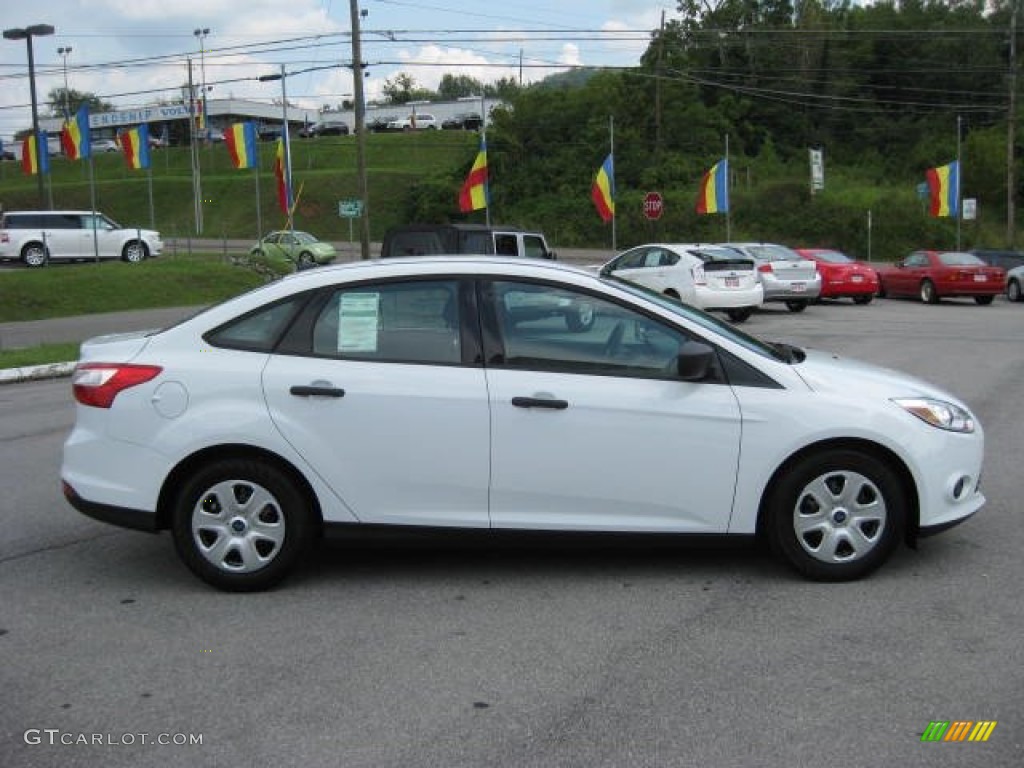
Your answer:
643,191 -> 664,220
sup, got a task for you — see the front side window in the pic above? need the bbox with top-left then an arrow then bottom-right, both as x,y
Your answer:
487,280 -> 693,378
494,234 -> 519,256
523,235 -> 548,259
312,280 -> 462,365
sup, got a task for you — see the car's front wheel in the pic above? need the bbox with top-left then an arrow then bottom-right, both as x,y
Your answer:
122,240 -> 148,263
172,458 -> 316,591
297,251 -> 316,269
767,449 -> 905,581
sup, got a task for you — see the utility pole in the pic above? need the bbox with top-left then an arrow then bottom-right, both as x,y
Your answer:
655,10 -> 665,160
1008,0 -> 1018,247
350,0 -> 371,259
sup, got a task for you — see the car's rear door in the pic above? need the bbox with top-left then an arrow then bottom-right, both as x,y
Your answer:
480,278 -> 742,533
261,277 -> 491,527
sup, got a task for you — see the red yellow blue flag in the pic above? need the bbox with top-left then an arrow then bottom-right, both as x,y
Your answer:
925,161 -> 959,218
61,104 -> 91,160
458,140 -> 489,212
119,124 -> 151,170
696,158 -> 729,214
21,131 -> 50,176
591,154 -> 614,222
226,122 -> 258,169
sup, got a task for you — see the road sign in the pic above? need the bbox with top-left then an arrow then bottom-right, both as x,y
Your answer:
643,191 -> 664,221
338,199 -> 364,218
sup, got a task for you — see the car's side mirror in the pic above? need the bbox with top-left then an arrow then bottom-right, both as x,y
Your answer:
675,341 -> 715,381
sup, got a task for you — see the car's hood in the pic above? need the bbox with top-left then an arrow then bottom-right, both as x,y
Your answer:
792,348 -> 966,406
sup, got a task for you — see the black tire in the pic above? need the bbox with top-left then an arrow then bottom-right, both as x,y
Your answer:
122,240 -> 148,263
297,251 -> 316,269
21,242 -> 47,268
974,295 -> 994,306
852,295 -> 874,305
785,299 -> 808,313
920,279 -> 938,304
1007,278 -> 1022,302
172,458 -> 316,591
726,308 -> 753,323
565,301 -> 596,332
663,289 -> 681,301
767,449 -> 905,581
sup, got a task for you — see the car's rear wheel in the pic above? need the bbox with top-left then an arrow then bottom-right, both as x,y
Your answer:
785,299 -> 808,313
767,449 -> 905,581
974,295 -> 994,306
172,458 -> 315,591
852,295 -> 873,305
920,279 -> 939,304
122,240 -> 148,263
21,242 -> 47,268
726,308 -> 753,323
1008,278 -> 1023,302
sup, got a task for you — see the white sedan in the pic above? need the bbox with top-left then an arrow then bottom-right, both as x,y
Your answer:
602,243 -> 763,322
1006,264 -> 1024,302
62,257 -> 985,590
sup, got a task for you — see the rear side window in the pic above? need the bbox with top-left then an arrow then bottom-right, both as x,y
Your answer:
4,214 -> 43,229
205,296 -> 307,352
494,234 -> 518,256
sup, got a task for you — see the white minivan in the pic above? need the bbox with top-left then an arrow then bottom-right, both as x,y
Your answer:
0,210 -> 163,267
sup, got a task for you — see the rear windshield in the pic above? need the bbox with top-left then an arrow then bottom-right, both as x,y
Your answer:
938,252 -> 985,266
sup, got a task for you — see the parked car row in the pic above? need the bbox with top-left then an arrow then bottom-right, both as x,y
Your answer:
602,241 -> 1021,321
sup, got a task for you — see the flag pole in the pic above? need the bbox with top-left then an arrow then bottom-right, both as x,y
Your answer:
725,133 -> 731,242
481,94 -> 490,228
254,131 -> 264,240
956,115 -> 962,250
610,115 -> 616,252
88,155 -> 99,262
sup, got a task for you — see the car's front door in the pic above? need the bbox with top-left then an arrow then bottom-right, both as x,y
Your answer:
481,279 -> 742,532
262,278 -> 491,527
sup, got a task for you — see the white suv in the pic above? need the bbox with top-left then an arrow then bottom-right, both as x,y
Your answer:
0,210 -> 163,267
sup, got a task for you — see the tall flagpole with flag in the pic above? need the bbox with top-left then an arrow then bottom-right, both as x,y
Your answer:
591,116 -> 616,251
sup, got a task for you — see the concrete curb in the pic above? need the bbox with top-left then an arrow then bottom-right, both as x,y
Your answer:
0,361 -> 76,385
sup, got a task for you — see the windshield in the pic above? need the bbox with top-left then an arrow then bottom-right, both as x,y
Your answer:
689,245 -> 745,262
603,276 -> 790,362
293,232 -> 318,245
742,244 -> 802,261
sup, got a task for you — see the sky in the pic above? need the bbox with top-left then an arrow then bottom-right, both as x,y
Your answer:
0,0 -> 677,142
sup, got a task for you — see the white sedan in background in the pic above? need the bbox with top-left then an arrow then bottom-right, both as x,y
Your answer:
601,243 -> 763,322
1006,264 -> 1024,302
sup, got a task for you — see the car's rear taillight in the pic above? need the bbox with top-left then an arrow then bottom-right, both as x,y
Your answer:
758,264 -> 773,273
72,363 -> 162,408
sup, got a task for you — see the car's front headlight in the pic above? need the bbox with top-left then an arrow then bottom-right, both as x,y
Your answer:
892,397 -> 975,433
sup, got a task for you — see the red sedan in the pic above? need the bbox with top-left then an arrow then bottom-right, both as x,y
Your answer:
795,248 -> 879,304
876,250 -> 1005,305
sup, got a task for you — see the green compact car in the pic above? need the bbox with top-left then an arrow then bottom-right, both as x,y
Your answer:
250,231 -> 337,270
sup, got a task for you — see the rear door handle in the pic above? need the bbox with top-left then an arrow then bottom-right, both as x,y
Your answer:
511,396 -> 568,410
290,385 -> 346,398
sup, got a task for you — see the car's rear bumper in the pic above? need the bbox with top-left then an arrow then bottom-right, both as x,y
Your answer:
62,480 -> 159,532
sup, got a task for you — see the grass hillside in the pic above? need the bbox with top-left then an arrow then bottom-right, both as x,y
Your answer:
0,132 -> 480,243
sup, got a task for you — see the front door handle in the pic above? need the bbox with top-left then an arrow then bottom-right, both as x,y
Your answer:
290,385 -> 346,398
511,396 -> 568,410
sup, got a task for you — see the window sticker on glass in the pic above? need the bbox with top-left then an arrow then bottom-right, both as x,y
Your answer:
338,293 -> 380,353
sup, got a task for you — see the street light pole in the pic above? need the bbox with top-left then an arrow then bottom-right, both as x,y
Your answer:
258,66 -> 295,231
4,23 -> 55,209
193,28 -> 210,140
57,45 -> 72,118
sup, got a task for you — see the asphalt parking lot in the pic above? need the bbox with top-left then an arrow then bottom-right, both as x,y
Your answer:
1,296 -> 1021,767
